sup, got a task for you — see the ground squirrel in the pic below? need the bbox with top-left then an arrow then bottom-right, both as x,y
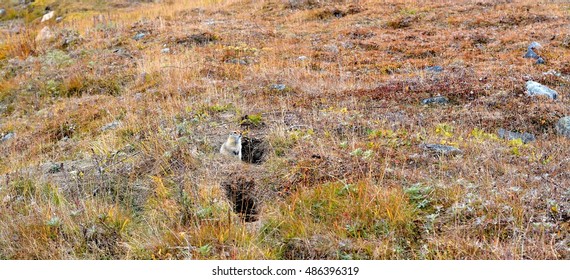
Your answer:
220,131 -> 242,160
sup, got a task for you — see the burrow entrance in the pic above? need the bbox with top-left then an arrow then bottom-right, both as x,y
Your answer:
241,137 -> 268,164
221,176 -> 260,222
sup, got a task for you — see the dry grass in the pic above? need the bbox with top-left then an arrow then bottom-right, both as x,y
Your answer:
0,0 -> 569,259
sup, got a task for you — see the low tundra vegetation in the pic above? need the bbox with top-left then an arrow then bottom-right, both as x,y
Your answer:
0,0 -> 568,259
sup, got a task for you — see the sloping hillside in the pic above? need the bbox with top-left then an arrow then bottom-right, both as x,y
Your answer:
0,0 -> 568,259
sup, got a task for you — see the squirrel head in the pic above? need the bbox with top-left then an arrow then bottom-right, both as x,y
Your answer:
228,130 -> 242,143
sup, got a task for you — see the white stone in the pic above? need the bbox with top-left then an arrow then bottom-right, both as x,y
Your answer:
41,11 -> 55,23
526,81 -> 558,99
35,26 -> 55,42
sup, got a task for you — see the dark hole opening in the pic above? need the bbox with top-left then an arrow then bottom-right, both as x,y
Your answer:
241,137 -> 267,164
221,176 -> 260,222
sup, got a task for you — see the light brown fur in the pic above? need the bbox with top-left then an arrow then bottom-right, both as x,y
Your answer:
220,131 -> 242,160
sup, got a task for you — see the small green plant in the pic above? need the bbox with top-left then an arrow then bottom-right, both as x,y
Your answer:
45,216 -> 62,240
44,79 -> 62,97
289,129 -> 313,142
548,200 -> 560,215
435,123 -> 454,137
350,148 -> 373,160
194,104 -> 233,120
369,129 -> 395,138
210,104 -> 231,112
507,138 -> 524,156
470,128 -> 499,141
336,183 -> 356,196
404,184 -> 433,210
400,8 -> 418,15
198,244 -> 212,257
43,50 -> 73,68
350,148 -> 363,156
46,217 -> 61,227
196,206 -> 213,219
241,113 -> 263,126
346,222 -> 367,238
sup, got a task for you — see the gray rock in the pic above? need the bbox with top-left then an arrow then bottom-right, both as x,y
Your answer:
528,42 -> 542,50
101,121 -> 121,131
270,84 -> 287,91
420,143 -> 463,156
55,16 -> 63,22
524,42 -> 545,64
35,26 -> 55,42
524,49 -> 540,59
497,128 -> 535,143
556,116 -> 570,138
0,8 -> 6,17
1,132 -> 15,142
421,96 -> 449,105
161,47 -> 171,54
226,58 -> 248,65
298,56 -> 308,61
133,33 -> 146,40
526,81 -> 558,99
425,65 -> 443,72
